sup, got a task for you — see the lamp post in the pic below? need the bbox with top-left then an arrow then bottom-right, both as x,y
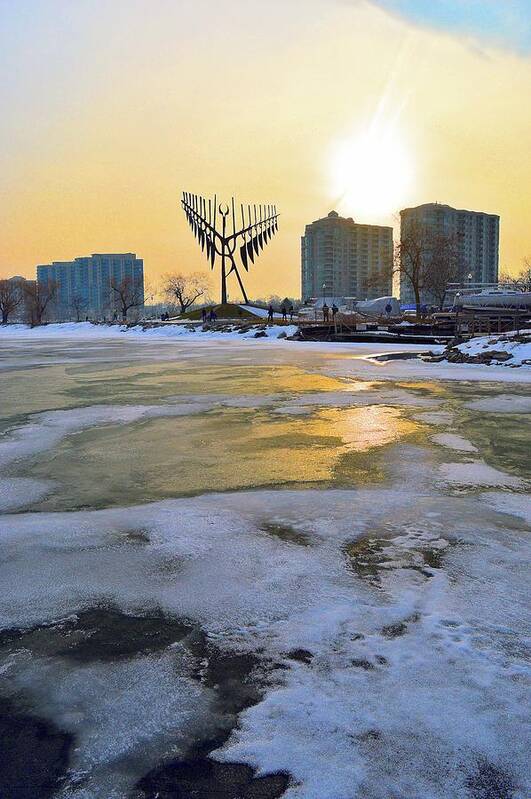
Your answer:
322,282 -> 326,322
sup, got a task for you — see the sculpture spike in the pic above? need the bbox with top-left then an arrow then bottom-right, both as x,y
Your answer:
181,191 -> 278,303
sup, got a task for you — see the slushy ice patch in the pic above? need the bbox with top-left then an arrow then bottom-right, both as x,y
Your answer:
0,488 -> 529,797
0,606 -> 283,798
0,607 -> 194,662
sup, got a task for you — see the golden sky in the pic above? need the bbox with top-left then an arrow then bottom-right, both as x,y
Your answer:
1,0 -> 530,299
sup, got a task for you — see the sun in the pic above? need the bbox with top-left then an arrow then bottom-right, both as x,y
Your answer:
330,126 -> 414,222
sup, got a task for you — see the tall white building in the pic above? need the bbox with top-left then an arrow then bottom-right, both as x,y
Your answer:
37,253 -> 144,320
301,211 -> 393,301
399,203 -> 499,304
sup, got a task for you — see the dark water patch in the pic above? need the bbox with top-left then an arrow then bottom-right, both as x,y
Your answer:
466,758 -> 516,799
132,745 -> 290,799
382,613 -> 421,639
285,648 -> 313,664
0,697 -> 73,799
371,353 -> 426,363
186,629 -> 264,716
131,632 -> 291,798
344,535 -> 449,587
260,522 -> 312,546
125,529 -> 151,544
422,548 -> 444,570
344,537 -> 391,582
357,728 -> 382,742
0,607 -> 194,663
352,658 -> 375,670
1,608 -> 287,797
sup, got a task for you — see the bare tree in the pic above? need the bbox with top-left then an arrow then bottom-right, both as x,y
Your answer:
0,279 -> 22,324
23,280 -> 58,326
393,219 -> 461,317
364,253 -> 394,299
70,293 -> 86,322
423,232 -> 460,310
110,276 -> 144,322
500,258 -> 531,292
163,272 -> 211,315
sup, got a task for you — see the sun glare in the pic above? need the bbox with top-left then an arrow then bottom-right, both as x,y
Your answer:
330,127 -> 414,222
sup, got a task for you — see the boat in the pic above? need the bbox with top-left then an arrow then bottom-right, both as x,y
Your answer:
454,289 -> 531,310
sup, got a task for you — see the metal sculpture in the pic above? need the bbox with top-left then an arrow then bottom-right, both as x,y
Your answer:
181,192 -> 279,304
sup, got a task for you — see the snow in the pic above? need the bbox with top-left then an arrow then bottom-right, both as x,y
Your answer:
0,321 -> 296,341
454,329 -> 531,367
2,322 -> 531,383
431,433 -> 478,452
480,491 -> 531,524
0,488 -> 529,797
464,394 -> 531,413
240,304 -> 285,319
0,477 -> 55,512
438,460 -> 524,488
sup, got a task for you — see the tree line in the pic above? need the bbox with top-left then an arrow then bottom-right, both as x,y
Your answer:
1,251 -> 530,325
373,220 -> 531,317
0,275 -> 146,326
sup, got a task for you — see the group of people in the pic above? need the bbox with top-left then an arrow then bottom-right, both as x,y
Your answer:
159,303 -> 298,325
268,303 -> 295,323
201,307 -> 218,323
321,302 -> 339,322
321,301 -> 394,321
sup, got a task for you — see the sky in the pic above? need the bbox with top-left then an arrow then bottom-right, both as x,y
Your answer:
1,0 -> 530,299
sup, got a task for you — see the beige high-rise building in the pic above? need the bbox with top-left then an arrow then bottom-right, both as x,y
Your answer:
301,211 -> 393,301
399,203 -> 500,304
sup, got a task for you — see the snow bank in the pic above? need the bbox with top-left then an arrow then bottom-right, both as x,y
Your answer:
456,329 -> 531,365
0,477 -> 55,512
0,322 -> 129,339
0,321 -> 297,342
427,329 -> 531,368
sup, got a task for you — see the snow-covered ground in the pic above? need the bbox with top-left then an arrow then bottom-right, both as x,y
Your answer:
441,329 -> 531,367
1,321 -> 298,340
3,321 -> 531,383
0,328 -> 529,798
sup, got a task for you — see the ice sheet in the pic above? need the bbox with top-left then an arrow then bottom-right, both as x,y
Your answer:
464,394 -> 531,413
431,433 -> 478,452
439,460 -> 525,488
0,487 -> 529,797
1,330 -> 530,798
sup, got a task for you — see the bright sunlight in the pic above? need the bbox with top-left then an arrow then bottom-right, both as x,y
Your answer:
330,125 -> 414,222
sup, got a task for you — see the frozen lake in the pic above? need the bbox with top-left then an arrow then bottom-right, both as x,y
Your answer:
0,330 -> 530,799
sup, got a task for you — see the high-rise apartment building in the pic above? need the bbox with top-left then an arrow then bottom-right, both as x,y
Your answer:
37,253 -> 144,320
301,211 -> 393,301
399,203 -> 499,304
